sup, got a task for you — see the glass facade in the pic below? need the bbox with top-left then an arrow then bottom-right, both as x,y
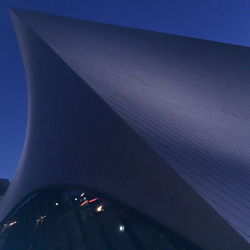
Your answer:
0,189 -> 200,250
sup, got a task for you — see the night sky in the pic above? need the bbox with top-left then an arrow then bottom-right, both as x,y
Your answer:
0,0 -> 250,180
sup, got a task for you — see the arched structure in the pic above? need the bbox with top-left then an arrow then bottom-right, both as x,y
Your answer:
0,8 -> 249,249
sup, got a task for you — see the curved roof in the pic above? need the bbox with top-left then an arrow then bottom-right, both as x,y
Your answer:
0,8 -> 249,249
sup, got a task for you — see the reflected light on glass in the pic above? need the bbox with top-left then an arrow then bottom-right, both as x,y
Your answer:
96,205 -> 103,212
119,225 -> 125,232
89,198 -> 98,203
80,200 -> 88,207
1,221 -> 17,233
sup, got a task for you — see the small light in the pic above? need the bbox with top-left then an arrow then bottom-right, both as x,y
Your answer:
36,215 -> 47,224
84,197 -> 86,200
80,193 -> 85,197
80,200 -> 88,207
89,198 -> 98,203
55,202 -> 59,206
119,225 -> 125,232
9,221 -> 17,226
1,221 -> 17,233
96,205 -> 103,212
74,198 -> 78,201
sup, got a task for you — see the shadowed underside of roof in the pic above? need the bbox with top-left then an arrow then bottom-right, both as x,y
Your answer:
2,8 -> 250,249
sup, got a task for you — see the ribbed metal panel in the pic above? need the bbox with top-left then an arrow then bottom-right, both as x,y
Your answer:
0,8 -> 248,249
12,9 -> 250,242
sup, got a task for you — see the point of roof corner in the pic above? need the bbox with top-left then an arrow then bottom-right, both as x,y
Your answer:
8,7 -> 45,22
8,7 -> 27,15
8,7 -> 19,17
8,7 -> 30,22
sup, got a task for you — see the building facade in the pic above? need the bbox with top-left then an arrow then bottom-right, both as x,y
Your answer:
0,8 -> 249,249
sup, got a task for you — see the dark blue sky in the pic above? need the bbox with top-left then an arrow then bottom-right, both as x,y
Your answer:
0,0 -> 249,180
